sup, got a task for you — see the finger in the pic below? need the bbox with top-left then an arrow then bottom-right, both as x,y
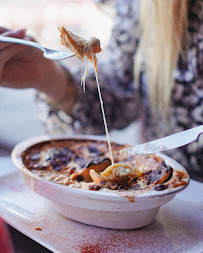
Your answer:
0,44 -> 23,68
23,34 -> 38,43
0,27 -> 11,34
2,28 -> 27,39
0,29 -> 27,51
17,35 -> 43,60
14,28 -> 27,39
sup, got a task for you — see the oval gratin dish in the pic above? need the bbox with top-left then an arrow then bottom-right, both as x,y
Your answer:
11,135 -> 190,230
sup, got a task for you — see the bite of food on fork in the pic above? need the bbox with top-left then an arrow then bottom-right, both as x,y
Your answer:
58,26 -> 102,62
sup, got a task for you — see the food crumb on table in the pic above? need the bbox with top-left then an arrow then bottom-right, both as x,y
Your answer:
33,227 -> 42,231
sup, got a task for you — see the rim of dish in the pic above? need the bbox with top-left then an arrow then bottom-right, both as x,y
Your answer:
11,135 -> 190,201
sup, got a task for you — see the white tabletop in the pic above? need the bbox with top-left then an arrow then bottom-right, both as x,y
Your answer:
0,156 -> 203,253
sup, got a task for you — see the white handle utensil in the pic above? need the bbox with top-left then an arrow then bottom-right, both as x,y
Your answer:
120,125 -> 203,155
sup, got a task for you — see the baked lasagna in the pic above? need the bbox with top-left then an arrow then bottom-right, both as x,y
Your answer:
21,139 -> 187,193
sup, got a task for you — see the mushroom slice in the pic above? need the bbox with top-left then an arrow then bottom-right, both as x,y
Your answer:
81,158 -> 111,182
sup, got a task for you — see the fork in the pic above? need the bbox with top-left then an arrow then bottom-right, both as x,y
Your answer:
0,36 -> 75,60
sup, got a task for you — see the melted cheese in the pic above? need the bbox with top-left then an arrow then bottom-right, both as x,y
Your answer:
58,27 -> 114,164
92,55 -> 114,164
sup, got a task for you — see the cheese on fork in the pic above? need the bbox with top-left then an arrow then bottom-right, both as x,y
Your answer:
58,26 -> 114,164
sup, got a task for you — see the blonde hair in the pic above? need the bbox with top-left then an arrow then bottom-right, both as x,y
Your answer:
134,0 -> 188,116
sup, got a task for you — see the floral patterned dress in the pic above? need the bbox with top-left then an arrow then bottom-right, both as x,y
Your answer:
36,0 -> 203,180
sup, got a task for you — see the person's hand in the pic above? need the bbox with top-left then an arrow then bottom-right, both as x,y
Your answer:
0,27 -> 77,113
0,27 -> 55,90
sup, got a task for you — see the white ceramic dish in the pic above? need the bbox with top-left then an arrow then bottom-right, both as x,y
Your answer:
11,135 -> 190,230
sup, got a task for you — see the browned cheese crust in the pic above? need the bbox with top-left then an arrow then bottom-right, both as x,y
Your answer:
21,139 -> 187,192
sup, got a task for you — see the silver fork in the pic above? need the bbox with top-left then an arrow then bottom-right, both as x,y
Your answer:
0,36 -> 75,60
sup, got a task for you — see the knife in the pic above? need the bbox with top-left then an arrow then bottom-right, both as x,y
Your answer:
119,125 -> 203,155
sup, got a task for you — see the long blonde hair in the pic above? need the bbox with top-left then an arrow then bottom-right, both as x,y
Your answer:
134,0 -> 188,116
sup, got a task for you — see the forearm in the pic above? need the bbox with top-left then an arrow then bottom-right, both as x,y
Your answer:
36,60 -> 77,116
